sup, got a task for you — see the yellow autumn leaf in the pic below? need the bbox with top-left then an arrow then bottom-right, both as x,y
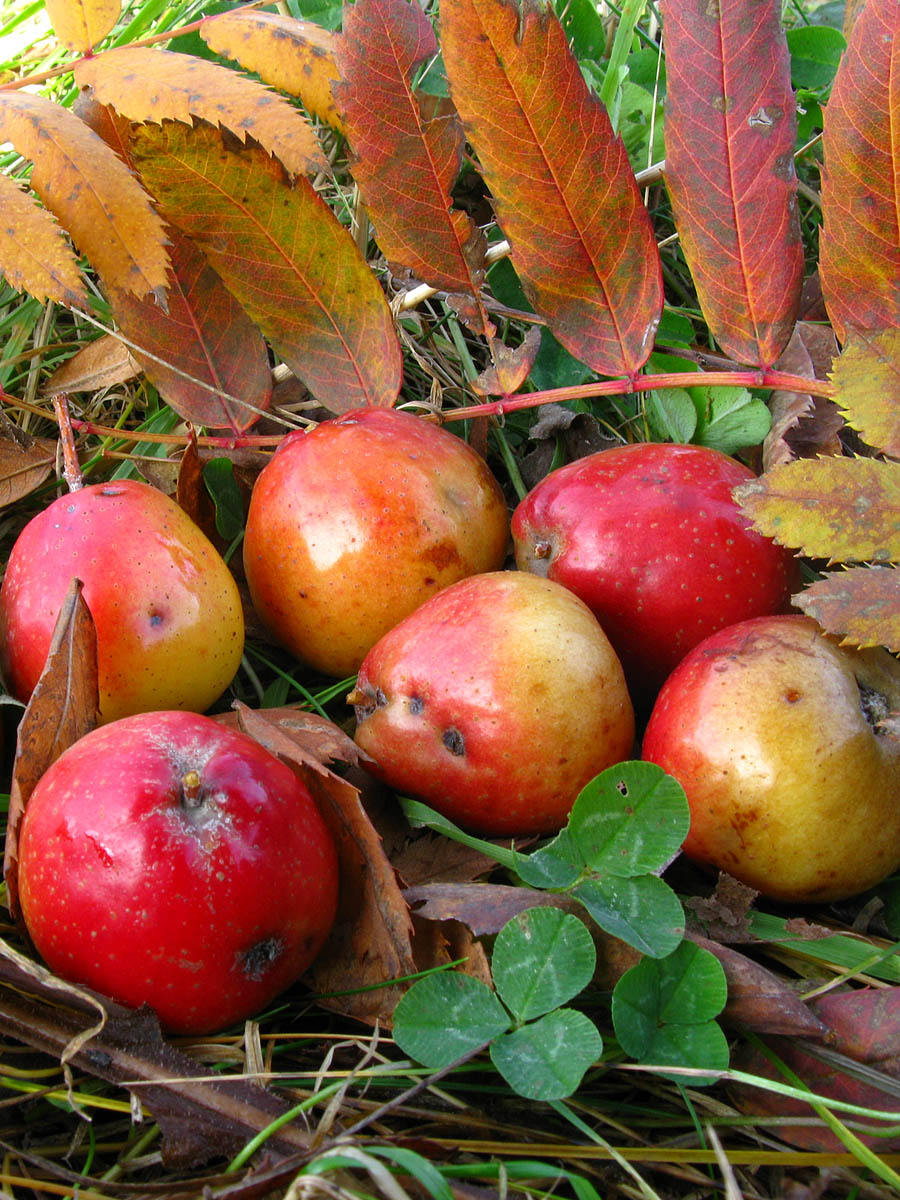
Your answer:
44,0 -> 119,53
0,171 -> 87,308
830,328 -> 900,457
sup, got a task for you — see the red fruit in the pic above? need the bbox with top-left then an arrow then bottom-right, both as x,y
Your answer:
0,480 -> 244,723
17,711 -> 339,1035
350,571 -> 635,837
511,442 -> 797,704
243,408 -> 510,678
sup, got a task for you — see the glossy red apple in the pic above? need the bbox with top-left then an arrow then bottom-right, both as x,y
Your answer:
243,408 -> 510,678
642,614 -> 900,903
349,571 -> 635,836
511,442 -> 798,705
0,480 -> 244,723
17,711 -> 339,1035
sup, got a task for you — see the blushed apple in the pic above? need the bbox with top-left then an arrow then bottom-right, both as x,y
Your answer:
0,480 -> 244,723
511,442 -> 798,706
349,571 -> 635,836
242,408 -> 510,678
17,710 -> 339,1035
641,614 -> 900,903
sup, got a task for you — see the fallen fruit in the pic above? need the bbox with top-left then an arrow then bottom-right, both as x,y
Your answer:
641,613 -> 900,903
0,479 -> 244,723
243,408 -> 510,678
350,570 -> 635,836
17,710 -> 339,1035
511,442 -> 797,706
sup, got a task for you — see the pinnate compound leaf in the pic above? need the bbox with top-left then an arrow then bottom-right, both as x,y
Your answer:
819,0 -> 900,341
796,565 -> 900,652
75,47 -> 326,178
663,0 -> 803,367
440,0 -> 662,377
392,973 -> 510,1068
201,10 -> 344,132
0,173 -> 87,308
490,1009 -> 602,1100
334,0 -> 488,317
735,457 -> 900,563
133,121 -> 402,413
572,874 -> 685,960
45,0 -> 119,52
568,761 -> 690,878
491,907 -> 595,1022
0,92 -> 169,301
830,330 -> 900,456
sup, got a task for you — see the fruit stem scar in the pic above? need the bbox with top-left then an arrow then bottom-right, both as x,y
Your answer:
182,769 -> 203,807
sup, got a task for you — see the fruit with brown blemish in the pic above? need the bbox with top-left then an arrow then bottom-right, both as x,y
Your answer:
242,407 -> 510,678
349,571 -> 635,836
16,711 -> 339,1035
511,442 -> 798,708
0,479 -> 244,723
641,613 -> 900,903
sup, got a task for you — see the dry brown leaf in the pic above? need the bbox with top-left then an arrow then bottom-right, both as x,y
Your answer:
0,433 -> 56,508
4,579 -> 98,920
0,91 -> 169,302
201,10 -> 344,133
470,329 -> 541,398
76,46 -> 327,177
0,172 -> 87,308
232,701 -> 371,776
43,332 -> 140,394
44,0 -> 120,52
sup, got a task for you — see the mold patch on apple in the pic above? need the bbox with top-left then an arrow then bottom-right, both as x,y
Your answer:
236,935 -> 287,982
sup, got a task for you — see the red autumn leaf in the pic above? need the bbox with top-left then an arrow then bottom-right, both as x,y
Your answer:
819,0 -> 900,341
663,0 -> 803,367
334,0 -> 489,328
132,121 -> 403,414
440,0 -> 662,378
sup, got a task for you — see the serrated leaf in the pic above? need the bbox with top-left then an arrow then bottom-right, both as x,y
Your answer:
830,329 -> 900,456
335,0 -> 488,320
392,973 -> 510,1069
735,457 -> 900,563
0,172 -> 86,308
491,908 -> 595,1022
645,388 -> 697,444
572,873 -> 684,959
75,46 -> 326,178
568,761 -> 690,878
663,0 -> 803,366
201,10 -> 344,132
45,0 -> 119,53
440,0 -> 662,377
694,386 -> 772,455
819,0 -> 900,340
132,121 -> 402,413
0,92 -> 169,302
490,1009 -> 602,1100
796,565 -> 900,652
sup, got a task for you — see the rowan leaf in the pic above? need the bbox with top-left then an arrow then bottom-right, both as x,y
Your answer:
0,172 -> 86,309
796,565 -> 900,652
200,9 -> 344,133
662,0 -> 804,367
735,457 -> 900,564
829,329 -> 900,457
440,0 -> 662,378
132,121 -> 402,413
44,0 -> 119,53
107,229 -> 273,433
0,92 -> 169,302
75,46 -> 326,178
334,0 -> 488,320
819,0 -> 900,341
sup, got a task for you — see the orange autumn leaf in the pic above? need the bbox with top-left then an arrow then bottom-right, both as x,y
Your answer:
0,172 -> 86,309
44,0 -> 119,53
0,91 -> 169,302
440,0 -> 662,378
75,46 -> 327,177
133,121 -> 402,413
201,9 -> 344,133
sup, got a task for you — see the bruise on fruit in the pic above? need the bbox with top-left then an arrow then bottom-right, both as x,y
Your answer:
421,539 -> 464,572
236,935 -> 286,982
442,728 -> 465,756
